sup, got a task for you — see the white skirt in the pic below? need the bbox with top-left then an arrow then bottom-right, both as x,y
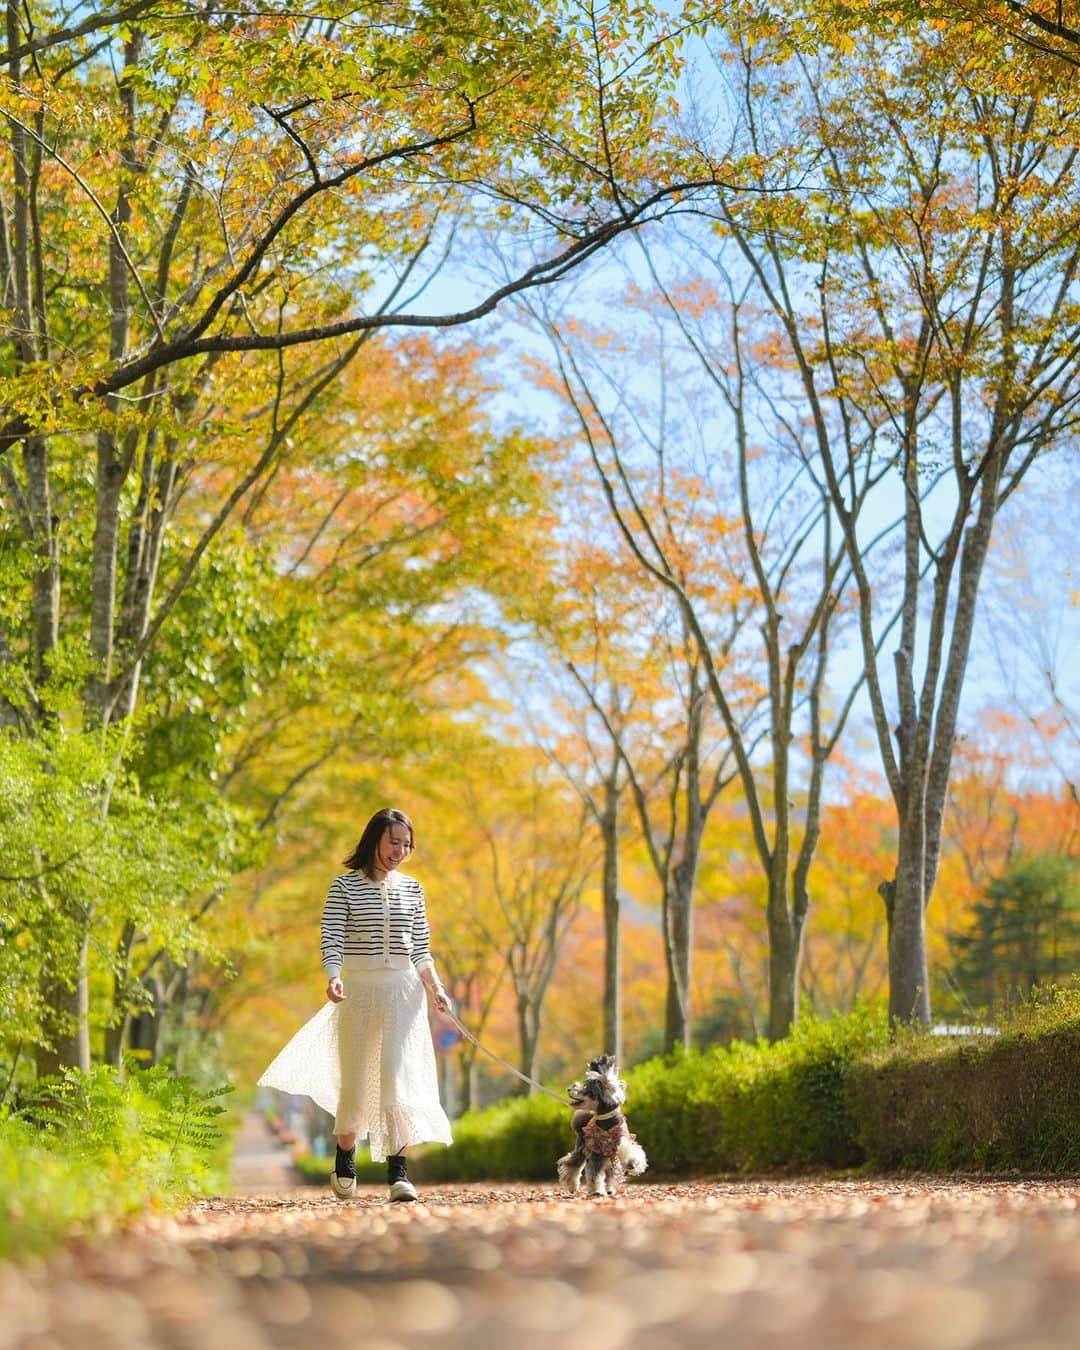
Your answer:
257,961 -> 453,1161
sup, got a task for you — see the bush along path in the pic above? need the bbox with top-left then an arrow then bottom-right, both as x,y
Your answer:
1,1177 -> 1079,1349
293,994 -> 1080,1186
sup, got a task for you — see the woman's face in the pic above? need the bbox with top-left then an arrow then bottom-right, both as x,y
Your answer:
375,822 -> 412,874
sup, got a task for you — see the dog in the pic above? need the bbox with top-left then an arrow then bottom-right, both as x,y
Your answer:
557,1053 -> 648,1197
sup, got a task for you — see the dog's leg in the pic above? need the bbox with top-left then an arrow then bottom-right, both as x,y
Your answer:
559,1113 -> 594,1195
586,1153 -> 608,1198
561,1123 -> 585,1198
557,1144 -> 586,1194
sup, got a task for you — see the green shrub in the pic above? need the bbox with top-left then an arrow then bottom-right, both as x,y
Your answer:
293,1149 -> 384,1184
625,1004 -> 887,1174
294,990 -> 1080,1186
853,985 -> 1080,1173
420,1092 -> 568,1181
325,1007 -> 887,1185
0,1062 -> 231,1258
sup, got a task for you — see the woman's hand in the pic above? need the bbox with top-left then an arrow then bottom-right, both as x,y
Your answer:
326,976 -> 347,1003
426,981 -> 453,1014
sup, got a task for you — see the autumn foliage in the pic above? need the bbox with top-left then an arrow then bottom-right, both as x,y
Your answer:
0,2 -> 1076,1124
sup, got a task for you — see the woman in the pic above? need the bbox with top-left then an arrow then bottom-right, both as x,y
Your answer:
258,807 -> 454,1202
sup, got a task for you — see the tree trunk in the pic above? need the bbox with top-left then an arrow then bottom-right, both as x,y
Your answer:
516,994 -> 541,1093
886,809 -> 932,1025
104,919 -> 138,1067
766,872 -> 803,1041
663,674 -> 705,1053
8,7 -> 56,698
664,859 -> 694,1051
114,444 -> 177,722
600,776 -> 622,1060
86,431 -> 126,721
885,448 -> 1003,1029
0,621 -> 20,728
129,972 -> 166,1066
24,436 -> 58,692
104,1011 -> 133,1070
35,924 -> 91,1077
439,1046 -> 456,1118
459,1053 -> 478,1114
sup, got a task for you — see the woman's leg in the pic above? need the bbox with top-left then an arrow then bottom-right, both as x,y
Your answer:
334,1134 -> 357,1179
330,1131 -> 358,1198
388,1148 -> 416,1201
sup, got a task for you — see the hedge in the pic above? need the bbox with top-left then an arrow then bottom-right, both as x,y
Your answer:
291,986 -> 1080,1184
852,987 -> 1080,1172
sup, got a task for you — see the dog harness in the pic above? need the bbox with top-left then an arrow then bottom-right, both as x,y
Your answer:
582,1114 -> 635,1161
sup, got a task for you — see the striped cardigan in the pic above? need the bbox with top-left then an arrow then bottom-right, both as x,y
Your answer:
319,869 -> 435,979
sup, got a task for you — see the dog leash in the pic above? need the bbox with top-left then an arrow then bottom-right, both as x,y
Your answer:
444,1009 -> 575,1108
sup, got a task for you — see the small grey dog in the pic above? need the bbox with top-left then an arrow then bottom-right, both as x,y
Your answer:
557,1053 -> 648,1197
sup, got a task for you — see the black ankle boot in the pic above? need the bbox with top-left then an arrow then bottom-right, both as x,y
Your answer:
387,1153 -> 417,1202
335,1144 -> 356,1179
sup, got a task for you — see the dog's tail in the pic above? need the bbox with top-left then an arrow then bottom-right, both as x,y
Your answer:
619,1138 -> 648,1177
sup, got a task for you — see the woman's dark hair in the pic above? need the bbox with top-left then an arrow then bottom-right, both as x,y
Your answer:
343,808 -> 414,876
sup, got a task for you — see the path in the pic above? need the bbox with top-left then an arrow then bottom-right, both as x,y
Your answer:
2,1177 -> 1078,1348
229,1111 -> 301,1196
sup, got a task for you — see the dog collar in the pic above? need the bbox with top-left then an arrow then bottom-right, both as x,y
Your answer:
592,1106 -> 623,1121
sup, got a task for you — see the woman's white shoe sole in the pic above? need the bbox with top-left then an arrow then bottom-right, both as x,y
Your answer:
389,1179 -> 418,1202
329,1173 -> 357,1199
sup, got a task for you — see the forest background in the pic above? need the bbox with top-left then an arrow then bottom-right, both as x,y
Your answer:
0,0 -> 1077,1120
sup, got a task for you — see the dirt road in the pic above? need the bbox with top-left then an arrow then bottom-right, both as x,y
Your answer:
3,1175 -> 1078,1349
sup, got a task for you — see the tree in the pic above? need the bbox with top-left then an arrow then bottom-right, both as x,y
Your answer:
536,271 -> 889,1039
1,320 -> 561,1077
976,1 -> 1080,61
688,12 -> 1080,1025
0,1 -> 734,458
777,3 -> 1080,69
541,470 -> 746,1051
590,619 -> 738,1053
508,482 -> 711,1060
128,335 -> 560,1076
0,723 -> 227,1077
510,528 -> 640,1063
0,0 -> 739,1074
906,3 -> 1080,68
449,755 -> 593,1090
793,783 -> 894,1015
951,853 -> 1080,1010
